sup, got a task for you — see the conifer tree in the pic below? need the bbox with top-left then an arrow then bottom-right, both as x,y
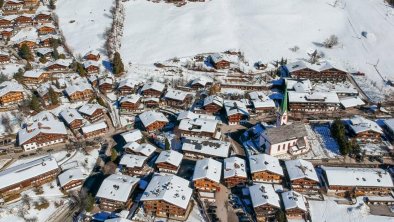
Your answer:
19,44 -> 34,61
112,52 -> 124,75
48,87 -> 59,105
29,95 -> 41,112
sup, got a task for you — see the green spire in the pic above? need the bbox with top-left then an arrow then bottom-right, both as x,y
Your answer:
280,83 -> 288,114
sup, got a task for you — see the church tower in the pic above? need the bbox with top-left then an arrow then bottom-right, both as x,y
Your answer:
276,84 -> 288,127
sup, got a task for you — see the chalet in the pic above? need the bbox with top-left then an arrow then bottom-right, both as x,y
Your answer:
282,191 -> 308,219
35,11 -> 52,24
99,77 -> 114,93
123,142 -> 156,157
0,51 -> 10,64
223,157 -> 247,188
64,83 -> 94,101
117,79 -> 139,95
81,121 -> 108,139
249,91 -> 276,114
84,60 -> 100,74
141,175 -> 193,220
138,111 -> 168,132
142,97 -> 160,108
347,116 -> 383,143
209,53 -> 235,69
2,1 -> 24,15
88,75 -> 98,87
17,39 -> 37,49
0,81 -> 24,106
23,69 -> 50,84
84,50 -> 100,61
163,89 -> 193,109
39,34 -> 58,47
119,94 -> 142,113
285,159 -> 320,193
37,24 -> 56,35
23,0 -> 39,8
178,118 -> 220,139
259,123 -> 309,156
119,154 -> 148,177
249,154 -> 284,184
203,95 -> 223,114
224,100 -> 249,125
383,119 -> 394,141
283,60 -> 347,82
0,16 -> 14,28
314,81 -> 359,97
193,158 -> 222,192
322,166 -> 394,197
249,183 -> 281,221
288,91 -> 340,113
57,168 -> 87,191
340,97 -> 365,109
36,84 -> 61,102
0,156 -> 60,198
1,28 -> 14,40
35,47 -> 53,58
18,112 -> 68,151
14,15 -> 34,27
155,150 -> 183,174
182,137 -> 230,160
120,129 -> 143,144
78,103 -> 106,122
47,59 -> 72,72
177,110 -> 217,122
59,108 -> 84,130
96,174 -> 140,212
190,77 -> 213,89
140,82 -> 165,97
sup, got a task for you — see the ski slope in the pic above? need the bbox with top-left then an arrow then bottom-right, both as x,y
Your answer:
120,0 -> 394,84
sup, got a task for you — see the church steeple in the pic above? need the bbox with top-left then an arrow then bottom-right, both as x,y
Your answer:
277,83 -> 288,127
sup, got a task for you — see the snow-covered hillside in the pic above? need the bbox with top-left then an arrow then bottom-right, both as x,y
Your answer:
120,0 -> 394,85
56,0 -> 114,57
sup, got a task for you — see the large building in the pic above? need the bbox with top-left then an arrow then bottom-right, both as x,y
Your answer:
96,174 -> 140,212
347,116 -> 383,143
288,91 -> 340,113
282,60 -> 347,82
178,118 -> 220,139
141,175 -> 193,220
203,95 -> 223,114
0,156 -> 60,198
322,166 -> 394,197
249,154 -> 284,184
182,137 -> 230,160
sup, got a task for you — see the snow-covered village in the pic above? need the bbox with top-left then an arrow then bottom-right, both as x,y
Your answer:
0,0 -> 394,221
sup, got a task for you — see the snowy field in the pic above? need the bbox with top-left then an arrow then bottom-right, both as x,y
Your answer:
56,0 -> 114,57
120,0 -> 394,86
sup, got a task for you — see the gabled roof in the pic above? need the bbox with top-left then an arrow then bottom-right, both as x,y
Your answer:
348,116 -> 383,135
81,121 -> 107,134
59,108 -> 84,125
0,81 -> 24,97
96,174 -> 139,202
223,100 -> 249,117
141,82 -> 165,93
119,94 -> 141,104
178,118 -> 218,134
191,77 -> 213,86
78,103 -> 105,116
248,154 -> 284,176
285,159 -> 319,182
182,137 -> 230,159
141,175 -> 192,209
164,89 -> 191,101
64,82 -> 92,96
281,190 -> 307,211
384,118 -> 394,133
84,60 -> 99,68
120,129 -> 143,143
223,157 -> 247,179
123,142 -> 156,157
155,150 -> 183,167
18,118 -> 67,145
288,91 -> 340,104
58,168 -> 87,188
249,183 -> 280,208
262,122 -> 307,144
177,111 -> 216,121
118,78 -> 139,89
203,95 -> 223,107
48,59 -> 72,67
193,158 -> 222,183
139,111 -> 168,128
119,154 -> 147,168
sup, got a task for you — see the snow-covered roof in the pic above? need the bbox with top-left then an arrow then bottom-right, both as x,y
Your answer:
119,154 -> 147,168
0,81 -> 24,97
139,111 -> 168,128
58,168 -> 87,188
223,157 -> 247,179
285,159 -> 319,182
285,60 -> 346,73
288,91 -> 340,104
78,103 -> 105,116
348,116 -> 383,135
248,154 -> 284,176
384,119 -> 394,133
81,121 -> 107,134
178,118 -> 218,134
0,156 -> 59,190
248,91 -> 269,101
224,100 -> 249,117
59,108 -> 84,125
48,59 -> 72,67
120,129 -> 143,143
209,53 -> 239,64
96,174 -> 140,202
177,111 -> 217,121
253,99 -> 276,109
322,166 -> 393,188
84,60 -> 99,68
182,137 -> 230,159
193,158 -> 222,183
314,81 -> 358,95
249,183 -> 280,208
119,94 -> 141,104
141,174 -> 192,209
18,118 -> 67,145
164,89 -> 191,101
191,77 -> 212,86
340,97 -> 365,108
203,95 -> 223,107
118,78 -> 139,89
99,77 -> 113,86
35,47 -> 53,55
286,78 -> 312,93
141,82 -> 165,92
262,122 -> 307,144
155,150 -> 183,167
105,218 -> 132,222
123,142 -> 156,157
64,82 -> 92,96
281,190 -> 307,211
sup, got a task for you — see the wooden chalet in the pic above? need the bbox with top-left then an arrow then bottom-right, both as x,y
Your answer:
138,111 -> 168,132
58,168 -> 87,191
84,50 -> 100,61
347,116 -> 383,143
1,28 -> 14,40
190,77 -> 213,90
23,69 -> 50,84
282,191 -> 308,220
178,118 -> 220,140
141,175 -> 193,220
193,158 -> 222,192
96,174 -> 139,212
117,79 -> 138,95
249,154 -> 284,184
14,15 -> 34,27
182,137 -> 230,160
284,60 -> 347,82
81,122 -> 108,139
78,103 -> 106,123
59,108 -> 84,130
249,183 -> 281,221
84,60 -> 100,74
37,25 -> 56,35
98,78 -> 114,94
224,100 -> 249,125
155,150 -> 183,174
163,89 -> 193,109
119,154 -> 148,177
285,159 -> 320,193
39,35 -> 58,47
47,59 -> 71,72
203,95 -> 223,114
35,12 -> 52,24
288,91 -> 340,113
65,84 -> 94,102
143,97 -> 160,108
0,52 -> 10,64
0,156 -> 60,198
0,81 -> 24,106
2,1 -> 23,15
23,0 -> 40,8
0,17 -> 13,28
119,94 -> 142,113
223,157 -> 247,188
140,82 -> 165,97
209,53 -> 231,69
17,39 -> 37,49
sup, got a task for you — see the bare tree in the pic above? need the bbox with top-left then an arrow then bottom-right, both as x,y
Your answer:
324,35 -> 339,48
